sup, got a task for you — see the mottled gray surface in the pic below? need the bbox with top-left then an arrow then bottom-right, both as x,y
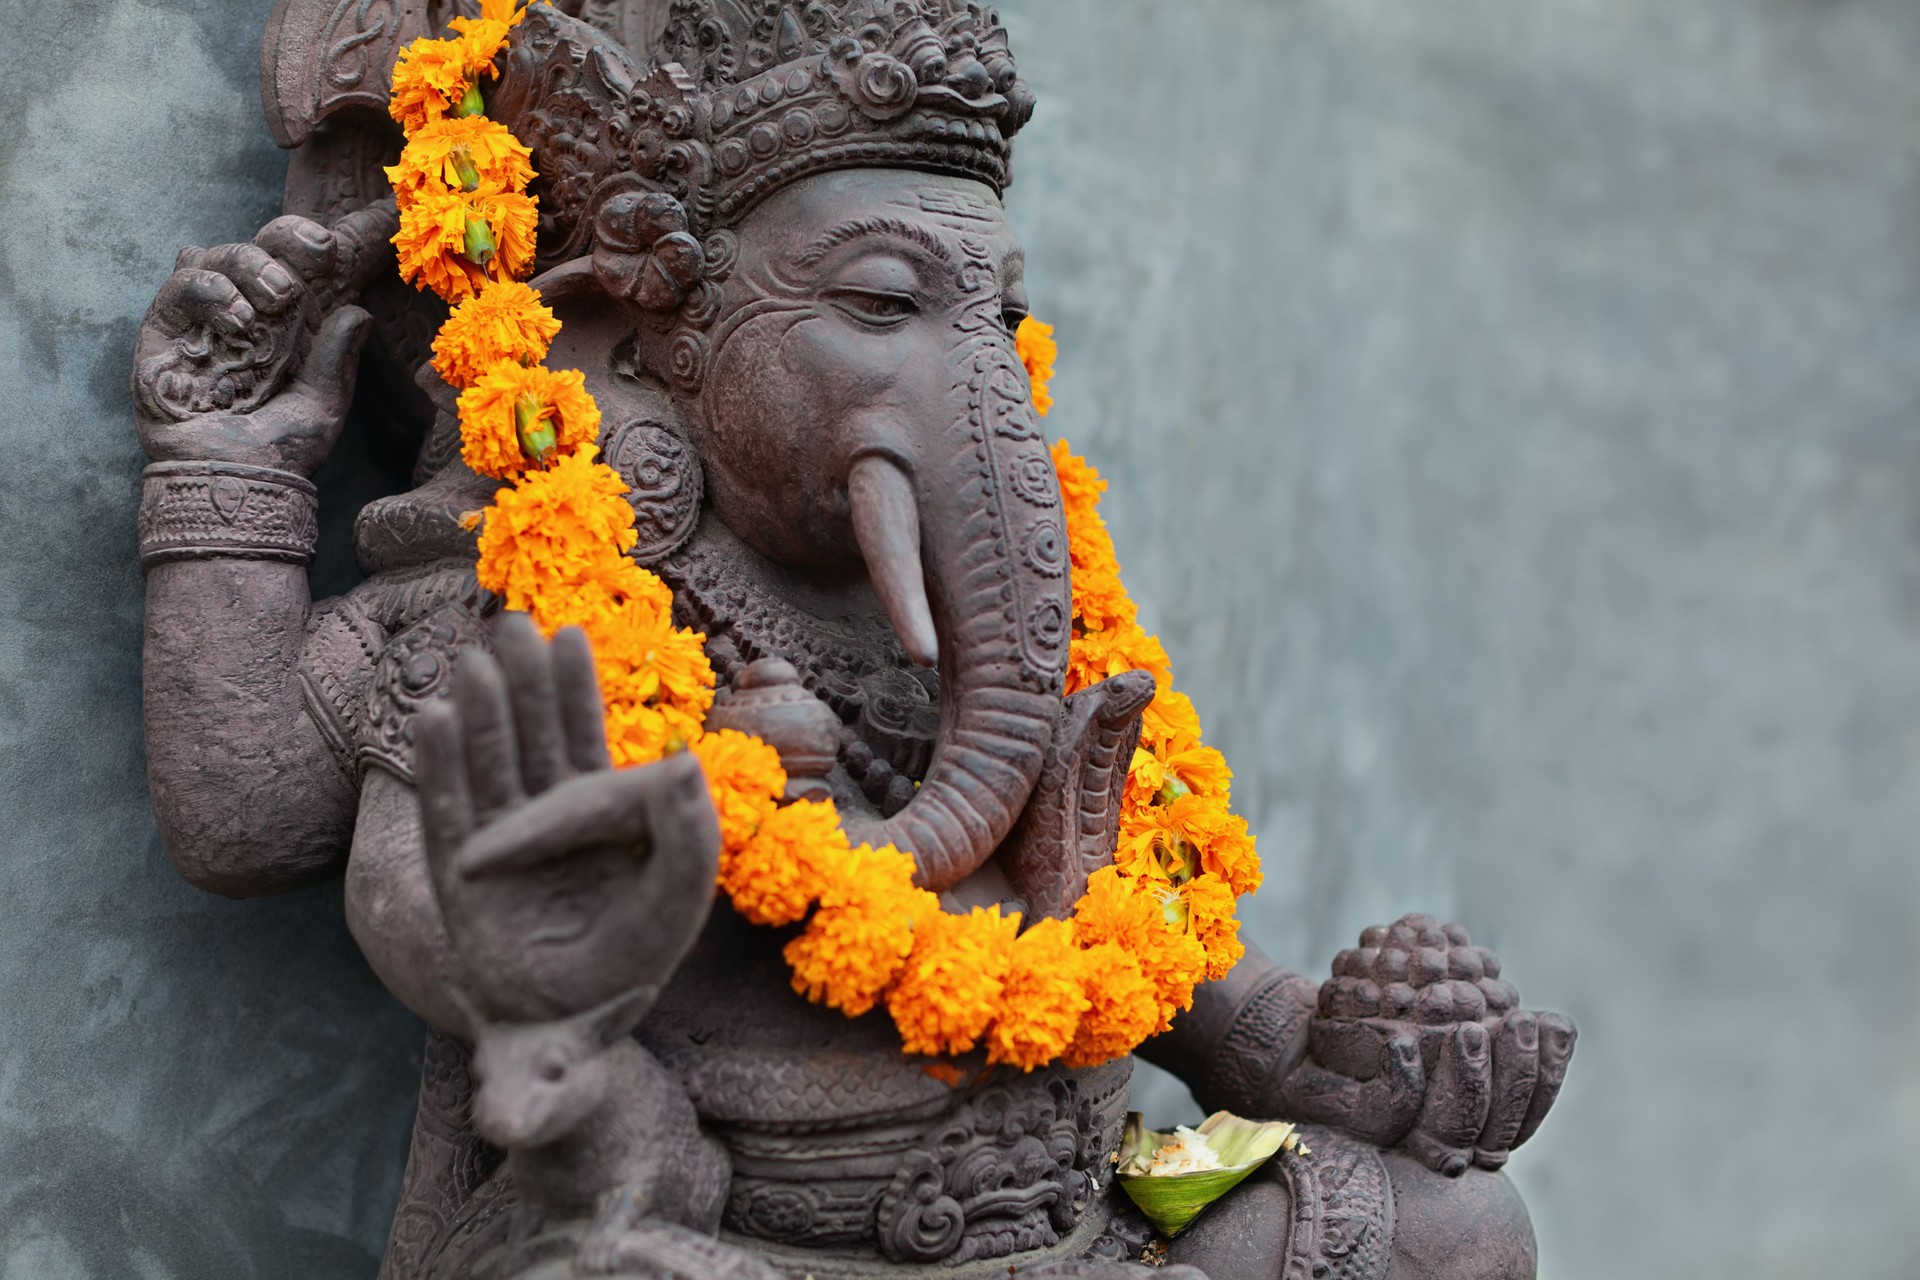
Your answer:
2,0 -> 1916,1277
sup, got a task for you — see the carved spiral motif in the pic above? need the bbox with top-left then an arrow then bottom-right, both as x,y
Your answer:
703,229 -> 742,282
669,329 -> 711,395
880,1164 -> 967,1263
849,53 -> 919,120
682,280 -> 724,329
604,419 -> 702,565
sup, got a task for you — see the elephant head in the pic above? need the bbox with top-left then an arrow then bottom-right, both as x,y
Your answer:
604,168 -> 1072,892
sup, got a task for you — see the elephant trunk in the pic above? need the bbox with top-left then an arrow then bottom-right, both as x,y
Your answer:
841,356 -> 1070,891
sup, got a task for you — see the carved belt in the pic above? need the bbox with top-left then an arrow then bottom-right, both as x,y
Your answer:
707,1059 -> 1132,1271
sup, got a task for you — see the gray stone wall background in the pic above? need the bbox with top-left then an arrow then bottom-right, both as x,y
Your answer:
1,0 -> 1916,1276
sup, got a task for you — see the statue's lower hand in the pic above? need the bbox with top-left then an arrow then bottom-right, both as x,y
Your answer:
1278,914 -> 1576,1176
415,615 -> 723,1025
132,207 -> 394,475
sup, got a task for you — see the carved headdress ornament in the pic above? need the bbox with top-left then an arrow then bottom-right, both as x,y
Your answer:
485,1 -> 1034,271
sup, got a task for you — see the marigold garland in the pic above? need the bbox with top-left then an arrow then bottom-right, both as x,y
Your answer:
388,18 -> 1260,1073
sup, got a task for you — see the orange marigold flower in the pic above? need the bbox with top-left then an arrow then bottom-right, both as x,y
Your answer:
388,21 -> 511,134
691,730 -> 785,852
724,799 -> 846,928
474,447 -> 639,610
1182,873 -> 1245,981
1162,793 -> 1262,898
888,906 -> 1020,1057
387,116 -> 535,198
787,849 -> 936,1017
1072,865 -> 1163,951
1160,743 -> 1232,801
1063,942 -> 1161,1069
985,918 -> 1093,1071
1135,922 -> 1207,1035
1051,439 -> 1104,513
433,280 -> 561,389
1111,812 -> 1180,884
395,185 -> 539,304
1016,316 -> 1057,417
1052,441 -> 1148,641
457,362 -> 601,478
593,610 -> 715,768
1140,689 -> 1204,755
1072,867 -> 1205,1033
1069,621 -> 1170,696
471,1 -> 527,27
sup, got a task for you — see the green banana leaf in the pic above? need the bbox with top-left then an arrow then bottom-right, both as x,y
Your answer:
1114,1111 -> 1304,1238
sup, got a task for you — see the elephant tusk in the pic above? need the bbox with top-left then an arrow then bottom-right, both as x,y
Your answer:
848,452 -> 939,669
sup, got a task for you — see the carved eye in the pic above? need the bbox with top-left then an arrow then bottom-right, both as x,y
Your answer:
1001,281 -> 1030,332
830,288 -> 916,328
536,1048 -> 568,1083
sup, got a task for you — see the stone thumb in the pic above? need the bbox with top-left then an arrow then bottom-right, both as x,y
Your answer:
293,305 -> 373,420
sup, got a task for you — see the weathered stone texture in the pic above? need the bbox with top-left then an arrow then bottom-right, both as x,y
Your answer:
3,1 -> 1918,1276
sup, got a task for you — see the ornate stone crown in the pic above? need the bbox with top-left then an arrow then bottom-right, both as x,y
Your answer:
489,0 -> 1033,266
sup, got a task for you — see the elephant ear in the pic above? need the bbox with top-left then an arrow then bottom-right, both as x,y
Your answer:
528,266 -> 706,571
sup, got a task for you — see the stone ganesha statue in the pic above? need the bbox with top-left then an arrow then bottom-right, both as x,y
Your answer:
130,2 -> 1575,1277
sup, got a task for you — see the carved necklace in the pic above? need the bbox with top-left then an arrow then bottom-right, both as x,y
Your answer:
382,7 -> 1260,1071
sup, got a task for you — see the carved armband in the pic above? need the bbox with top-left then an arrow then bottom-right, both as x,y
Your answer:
1198,970 -> 1319,1119
138,461 -> 319,570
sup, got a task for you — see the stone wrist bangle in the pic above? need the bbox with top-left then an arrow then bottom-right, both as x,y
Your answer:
137,461 -> 319,570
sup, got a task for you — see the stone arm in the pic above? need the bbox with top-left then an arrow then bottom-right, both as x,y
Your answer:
1135,942 -> 1319,1119
142,551 -> 359,896
1140,926 -> 1576,1179
134,211 -> 393,897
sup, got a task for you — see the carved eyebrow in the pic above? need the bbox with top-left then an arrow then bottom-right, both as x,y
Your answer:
796,218 -> 955,270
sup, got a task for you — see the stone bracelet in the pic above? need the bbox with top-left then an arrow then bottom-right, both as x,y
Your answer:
137,461 -> 319,570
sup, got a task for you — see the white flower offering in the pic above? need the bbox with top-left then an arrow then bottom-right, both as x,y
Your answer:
1146,1125 -> 1226,1176
1116,1111 -> 1305,1237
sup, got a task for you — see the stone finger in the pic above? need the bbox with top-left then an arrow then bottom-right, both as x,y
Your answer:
553,626 -> 613,773
286,305 -> 371,432
639,750 -> 723,888
1369,1032 -> 1427,1141
1417,1022 -> 1494,1151
1403,1128 -> 1472,1178
1276,1058 -> 1370,1135
414,701 -> 475,874
495,613 -> 569,795
326,201 -> 402,296
1307,1014 -> 1391,1080
1473,1011 -> 1541,1170
451,650 -> 526,824
1513,1012 -> 1577,1148
150,268 -> 254,340
253,214 -> 337,284
197,241 -> 303,314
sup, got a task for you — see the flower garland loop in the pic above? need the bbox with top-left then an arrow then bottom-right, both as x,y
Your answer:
387,9 -> 1261,1072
